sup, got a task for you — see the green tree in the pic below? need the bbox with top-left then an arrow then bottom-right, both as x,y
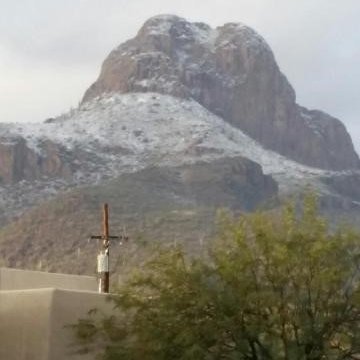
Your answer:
72,197 -> 360,359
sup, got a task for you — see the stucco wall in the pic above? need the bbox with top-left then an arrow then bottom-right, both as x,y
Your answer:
0,288 -> 52,360
0,288 -> 112,360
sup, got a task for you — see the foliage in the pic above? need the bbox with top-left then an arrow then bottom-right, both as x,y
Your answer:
72,196 -> 360,359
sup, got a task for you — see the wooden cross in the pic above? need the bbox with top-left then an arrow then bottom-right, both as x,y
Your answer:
90,203 -> 128,293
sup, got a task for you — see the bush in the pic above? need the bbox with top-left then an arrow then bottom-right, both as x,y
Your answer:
72,196 -> 360,359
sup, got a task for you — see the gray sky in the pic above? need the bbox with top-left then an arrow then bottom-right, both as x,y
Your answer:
0,0 -> 359,152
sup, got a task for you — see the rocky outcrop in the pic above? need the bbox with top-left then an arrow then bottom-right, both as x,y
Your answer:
297,108 -> 359,170
127,156 -> 278,211
83,15 -> 359,170
0,137 -> 73,184
174,156 -> 278,210
322,172 -> 360,202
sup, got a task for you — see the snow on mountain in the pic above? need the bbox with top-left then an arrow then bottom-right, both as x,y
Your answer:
0,93 -> 353,204
83,14 -> 359,171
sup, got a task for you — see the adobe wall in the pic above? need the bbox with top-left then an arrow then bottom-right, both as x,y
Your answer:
0,288 -> 112,360
0,288 -> 52,360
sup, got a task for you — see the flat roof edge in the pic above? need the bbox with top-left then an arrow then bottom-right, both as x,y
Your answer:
0,288 -> 103,295
0,267 -> 97,280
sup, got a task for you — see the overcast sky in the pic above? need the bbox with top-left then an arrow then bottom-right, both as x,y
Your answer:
0,0 -> 359,152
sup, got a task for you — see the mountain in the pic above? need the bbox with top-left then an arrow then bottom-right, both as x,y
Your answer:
83,15 -> 359,170
0,15 -> 359,274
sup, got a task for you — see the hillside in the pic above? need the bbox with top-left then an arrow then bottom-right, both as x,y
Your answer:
0,159 -> 277,274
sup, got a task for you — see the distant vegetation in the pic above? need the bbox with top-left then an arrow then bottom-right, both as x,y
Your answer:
72,195 -> 360,359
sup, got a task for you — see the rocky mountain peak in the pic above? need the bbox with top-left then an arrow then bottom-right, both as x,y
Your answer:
83,15 -> 277,102
82,15 -> 359,171
137,14 -> 271,53
1,16 -> 357,189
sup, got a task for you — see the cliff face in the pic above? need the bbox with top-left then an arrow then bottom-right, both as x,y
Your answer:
147,156 -> 278,211
83,15 -> 359,170
0,137 -> 72,184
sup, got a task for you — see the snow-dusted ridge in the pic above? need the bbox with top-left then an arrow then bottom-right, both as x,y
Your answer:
0,92 -> 358,221
1,93 -> 352,183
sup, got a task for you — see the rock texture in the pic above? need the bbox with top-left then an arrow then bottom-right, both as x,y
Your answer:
0,137 -> 73,184
83,15 -> 359,170
129,156 -> 278,211
322,172 -> 360,202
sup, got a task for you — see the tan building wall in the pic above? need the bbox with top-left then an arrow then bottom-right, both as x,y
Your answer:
0,288 -> 112,360
0,268 -> 114,360
0,267 -> 98,291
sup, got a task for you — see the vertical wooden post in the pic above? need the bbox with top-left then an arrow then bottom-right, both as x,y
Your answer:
100,203 -> 110,293
103,203 -> 109,239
